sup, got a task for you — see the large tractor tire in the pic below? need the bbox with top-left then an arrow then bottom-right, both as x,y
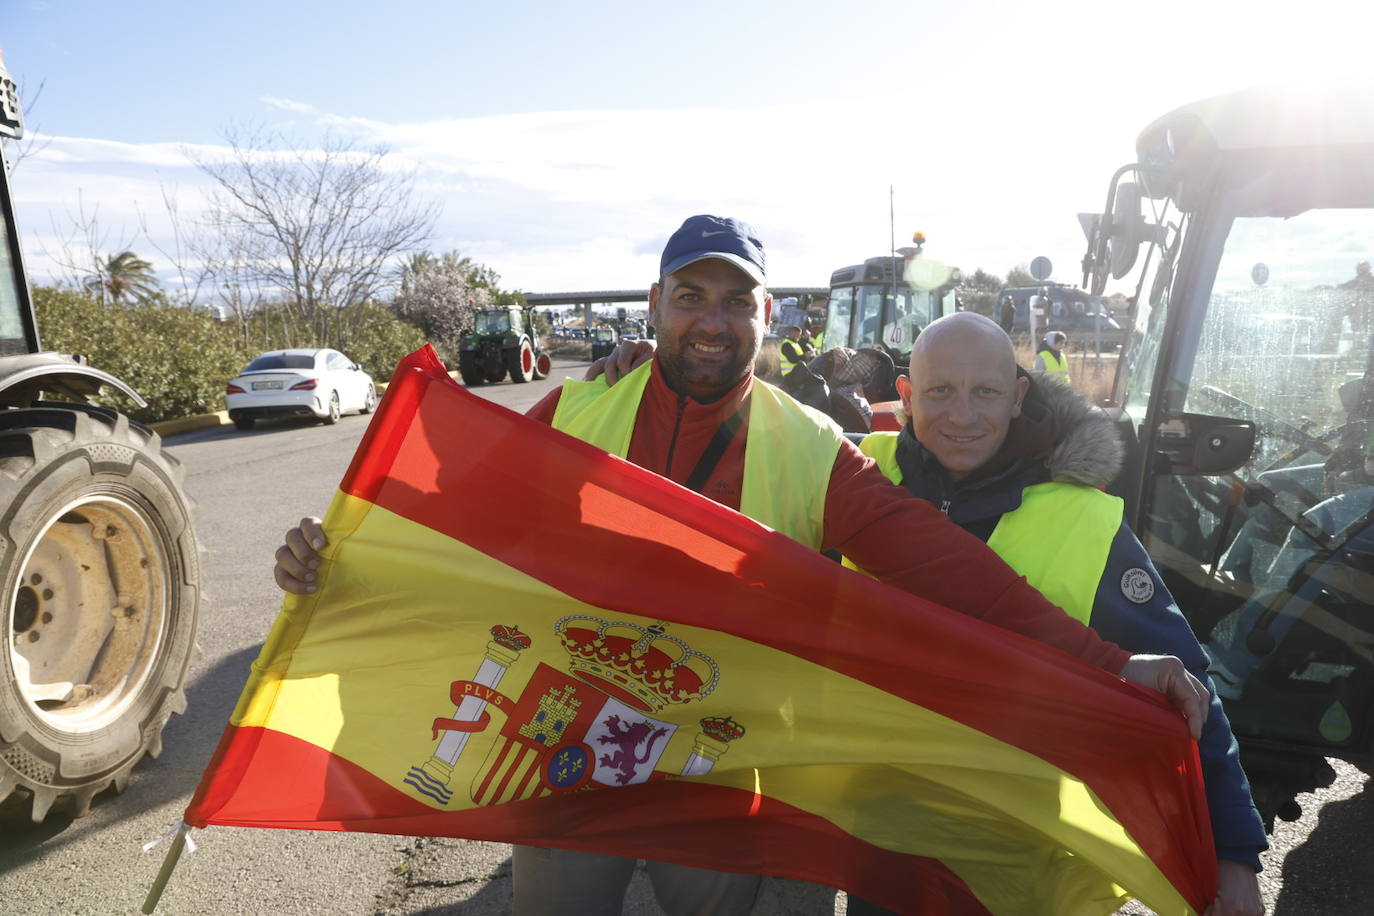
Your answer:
507,339 -> 535,383
532,351 -> 551,380
0,403 -> 200,823
458,351 -> 483,387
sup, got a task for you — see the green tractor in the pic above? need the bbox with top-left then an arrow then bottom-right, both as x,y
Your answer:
457,306 -> 552,385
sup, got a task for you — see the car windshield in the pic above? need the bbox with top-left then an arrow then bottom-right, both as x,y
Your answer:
244,353 -> 316,372
475,311 -> 512,335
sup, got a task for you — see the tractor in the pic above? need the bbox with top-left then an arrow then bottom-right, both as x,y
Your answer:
0,54 -> 202,823
590,325 -> 619,362
1082,86 -> 1374,829
822,240 -> 960,377
457,305 -> 551,385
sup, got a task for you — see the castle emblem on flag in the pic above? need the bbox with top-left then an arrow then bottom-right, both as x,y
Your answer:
402,616 -> 745,808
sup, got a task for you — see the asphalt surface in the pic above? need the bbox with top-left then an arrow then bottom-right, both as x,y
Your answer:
0,356 -> 1369,915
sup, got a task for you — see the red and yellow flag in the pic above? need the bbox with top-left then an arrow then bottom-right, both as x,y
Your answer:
185,346 -> 1215,915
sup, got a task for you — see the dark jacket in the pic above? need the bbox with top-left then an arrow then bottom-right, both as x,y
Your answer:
883,372 -> 1269,869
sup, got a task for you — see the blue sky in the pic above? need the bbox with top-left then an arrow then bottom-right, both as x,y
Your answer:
4,0 -> 1371,295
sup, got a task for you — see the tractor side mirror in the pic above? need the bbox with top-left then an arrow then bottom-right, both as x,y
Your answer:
1081,173 -> 1167,295
1153,412 -> 1256,476
1108,182 -> 1147,281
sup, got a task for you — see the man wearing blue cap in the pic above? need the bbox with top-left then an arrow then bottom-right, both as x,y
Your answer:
275,215 -> 1212,916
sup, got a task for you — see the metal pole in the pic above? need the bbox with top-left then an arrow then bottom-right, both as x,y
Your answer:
889,186 -> 897,344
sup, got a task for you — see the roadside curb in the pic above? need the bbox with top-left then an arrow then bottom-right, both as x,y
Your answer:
150,412 -> 230,436
147,374 -> 466,437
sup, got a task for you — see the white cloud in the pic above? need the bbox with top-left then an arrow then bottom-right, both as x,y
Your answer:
260,96 -> 320,115
0,93 -> 1267,298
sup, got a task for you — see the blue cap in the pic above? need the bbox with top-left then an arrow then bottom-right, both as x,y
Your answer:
659,215 -> 766,286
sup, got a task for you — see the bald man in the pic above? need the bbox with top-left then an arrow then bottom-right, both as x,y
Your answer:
847,313 -> 1267,916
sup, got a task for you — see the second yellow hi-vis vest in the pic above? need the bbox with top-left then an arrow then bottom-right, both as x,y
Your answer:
551,362 -> 842,550
854,432 -> 1121,624
779,338 -> 805,376
1039,350 -> 1070,383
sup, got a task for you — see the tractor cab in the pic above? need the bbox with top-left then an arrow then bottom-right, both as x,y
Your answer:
590,325 -> 619,361
1082,87 -> 1374,826
473,307 -> 519,336
823,245 -> 959,373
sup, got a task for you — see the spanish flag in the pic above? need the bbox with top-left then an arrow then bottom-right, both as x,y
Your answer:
183,346 -> 1215,915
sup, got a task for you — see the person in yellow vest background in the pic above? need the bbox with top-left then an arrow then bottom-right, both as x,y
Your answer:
845,312 -> 1266,916
807,317 -> 825,353
778,324 -> 807,376
1033,329 -> 1071,383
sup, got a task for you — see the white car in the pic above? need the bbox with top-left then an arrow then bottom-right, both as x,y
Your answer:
224,348 -> 377,431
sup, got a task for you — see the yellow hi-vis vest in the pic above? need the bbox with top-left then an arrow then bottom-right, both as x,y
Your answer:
779,338 -> 805,376
1038,350 -> 1070,384
551,361 -> 842,549
853,432 -> 1121,624
809,332 -> 824,351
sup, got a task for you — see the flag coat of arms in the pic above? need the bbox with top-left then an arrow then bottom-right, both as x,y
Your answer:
183,346 -> 1215,915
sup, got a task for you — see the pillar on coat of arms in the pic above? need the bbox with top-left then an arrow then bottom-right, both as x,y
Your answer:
404,625 -> 531,805
679,716 -> 747,777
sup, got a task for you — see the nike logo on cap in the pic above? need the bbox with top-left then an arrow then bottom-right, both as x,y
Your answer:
701,230 -> 728,237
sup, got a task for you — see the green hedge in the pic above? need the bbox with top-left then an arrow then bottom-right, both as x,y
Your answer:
33,287 -> 430,424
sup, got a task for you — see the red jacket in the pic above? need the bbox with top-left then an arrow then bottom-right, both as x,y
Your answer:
527,360 -> 1129,671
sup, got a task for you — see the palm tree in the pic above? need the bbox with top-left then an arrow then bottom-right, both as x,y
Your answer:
85,250 -> 159,304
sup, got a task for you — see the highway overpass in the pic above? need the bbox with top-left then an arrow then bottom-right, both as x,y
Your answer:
525,287 -> 827,308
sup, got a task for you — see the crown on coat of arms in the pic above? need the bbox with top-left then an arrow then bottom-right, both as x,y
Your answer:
698,715 -> 746,743
554,615 -> 720,713
490,624 -> 533,651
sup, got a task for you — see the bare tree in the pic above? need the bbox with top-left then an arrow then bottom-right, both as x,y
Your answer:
185,126 -> 438,346
39,191 -> 142,294
0,54 -> 51,175
135,184 -> 210,308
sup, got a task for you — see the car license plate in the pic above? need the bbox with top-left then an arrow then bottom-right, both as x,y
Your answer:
252,381 -> 284,390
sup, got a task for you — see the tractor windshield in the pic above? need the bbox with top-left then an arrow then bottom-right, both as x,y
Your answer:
475,311 -> 512,335
829,283 -> 948,360
1182,209 -> 1373,470
1121,181 -> 1374,750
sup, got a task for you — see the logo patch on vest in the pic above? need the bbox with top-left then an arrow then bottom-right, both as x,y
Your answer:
1120,568 -> 1154,604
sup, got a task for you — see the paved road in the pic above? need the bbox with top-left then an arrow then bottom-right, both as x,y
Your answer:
0,357 -> 1368,914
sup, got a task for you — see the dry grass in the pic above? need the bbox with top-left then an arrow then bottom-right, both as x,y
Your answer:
1013,338 -> 1119,407
546,340 -> 592,360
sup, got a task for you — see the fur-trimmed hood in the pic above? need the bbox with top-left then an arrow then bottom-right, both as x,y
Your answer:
1023,370 -> 1124,489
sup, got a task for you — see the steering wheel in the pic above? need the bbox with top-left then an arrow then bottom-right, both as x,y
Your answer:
1167,386 -> 1345,569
